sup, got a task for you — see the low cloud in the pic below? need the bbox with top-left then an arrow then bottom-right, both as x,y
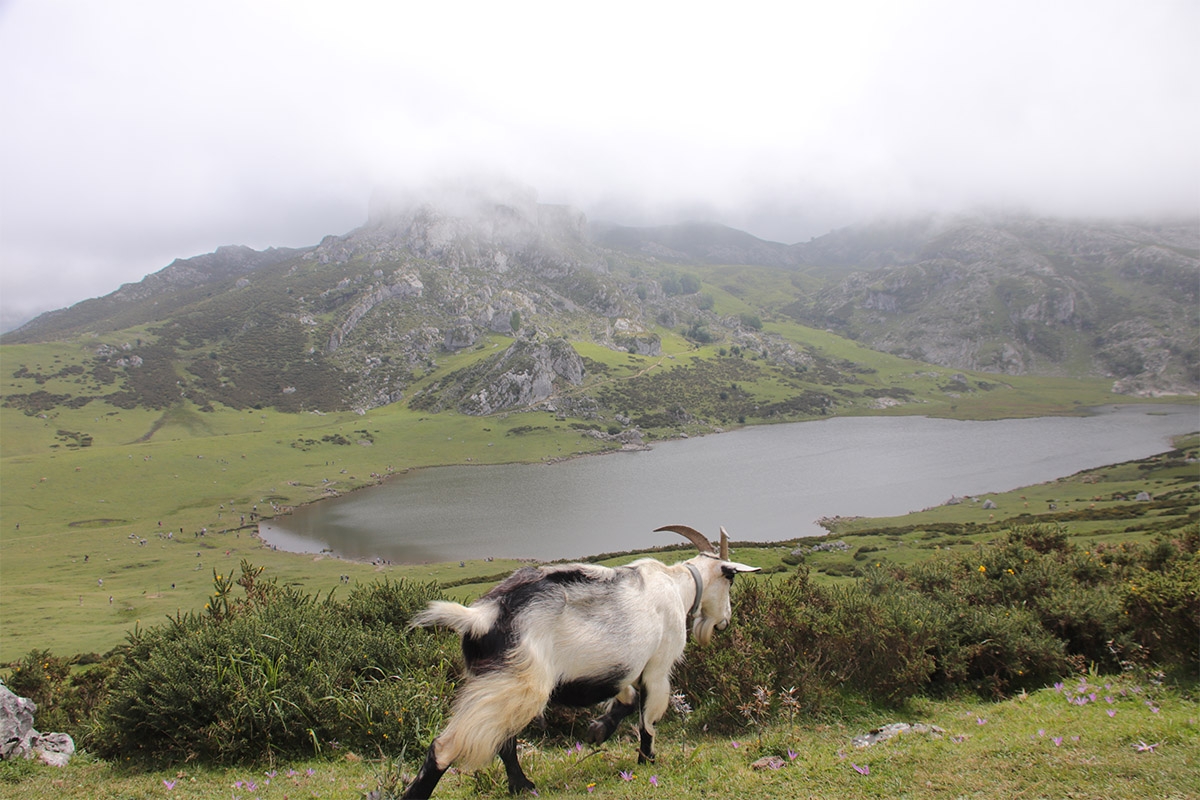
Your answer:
2,0 -> 1197,331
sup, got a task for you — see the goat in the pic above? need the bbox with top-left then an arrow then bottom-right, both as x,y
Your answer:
400,525 -> 760,798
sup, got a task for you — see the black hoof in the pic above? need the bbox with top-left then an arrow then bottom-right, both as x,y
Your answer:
508,777 -> 536,796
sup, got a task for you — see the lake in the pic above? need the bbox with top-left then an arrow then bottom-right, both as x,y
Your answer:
259,404 -> 1198,563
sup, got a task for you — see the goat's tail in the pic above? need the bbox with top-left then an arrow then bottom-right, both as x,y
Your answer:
409,600 -> 499,638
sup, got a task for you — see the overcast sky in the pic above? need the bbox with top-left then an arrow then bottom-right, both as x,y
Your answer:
2,0 -> 1197,332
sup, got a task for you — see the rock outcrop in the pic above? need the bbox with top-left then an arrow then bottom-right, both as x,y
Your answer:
0,681 -> 75,768
459,338 -> 585,415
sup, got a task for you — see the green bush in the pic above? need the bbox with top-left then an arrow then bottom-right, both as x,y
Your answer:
4,650 -> 116,736
677,525 -> 1198,730
1122,549 -> 1199,672
88,563 -> 456,764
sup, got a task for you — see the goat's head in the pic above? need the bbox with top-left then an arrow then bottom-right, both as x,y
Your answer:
657,524 -> 761,645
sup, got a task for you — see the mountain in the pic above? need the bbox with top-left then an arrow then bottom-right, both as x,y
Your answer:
3,188 -> 1196,428
591,221 -> 797,267
784,215 -> 1199,395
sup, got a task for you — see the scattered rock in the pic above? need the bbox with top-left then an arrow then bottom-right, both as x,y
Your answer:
852,722 -> 946,748
750,755 -> 786,770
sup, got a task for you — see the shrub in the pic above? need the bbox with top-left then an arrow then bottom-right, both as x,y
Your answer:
4,650 -> 116,736
677,525 -> 1198,730
88,563 -> 456,764
1122,548 -> 1199,672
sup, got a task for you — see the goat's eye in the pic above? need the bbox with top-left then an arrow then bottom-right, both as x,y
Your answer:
721,565 -> 736,582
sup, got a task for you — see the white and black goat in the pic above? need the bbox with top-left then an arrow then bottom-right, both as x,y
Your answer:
400,525 -> 760,798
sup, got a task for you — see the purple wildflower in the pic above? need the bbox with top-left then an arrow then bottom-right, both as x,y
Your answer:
619,770 -> 635,782
1134,740 -> 1160,752
976,717 -> 987,725
1105,696 -> 1114,704
1037,728 -> 1045,737
650,775 -> 659,786
1054,682 -> 1064,692
1052,736 -> 1063,747
787,748 -> 798,761
851,763 -> 870,776
306,768 -> 315,776
1107,709 -> 1117,717
163,779 -> 176,790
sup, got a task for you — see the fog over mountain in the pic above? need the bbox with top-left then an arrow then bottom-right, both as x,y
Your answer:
2,1 -> 1197,332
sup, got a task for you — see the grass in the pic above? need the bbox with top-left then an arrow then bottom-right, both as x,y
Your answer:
1,676 -> 1195,799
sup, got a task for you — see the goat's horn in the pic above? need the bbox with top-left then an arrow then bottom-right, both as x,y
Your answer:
655,525 -> 715,555
719,526 -> 729,560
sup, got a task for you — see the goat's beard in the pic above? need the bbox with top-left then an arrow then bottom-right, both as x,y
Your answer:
692,616 -> 719,646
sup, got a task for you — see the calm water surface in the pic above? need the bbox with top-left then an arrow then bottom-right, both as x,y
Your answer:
260,405 -> 1198,563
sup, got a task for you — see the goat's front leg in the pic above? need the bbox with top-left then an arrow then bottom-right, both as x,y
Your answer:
637,673 -> 672,764
586,684 -> 639,744
497,735 -> 535,795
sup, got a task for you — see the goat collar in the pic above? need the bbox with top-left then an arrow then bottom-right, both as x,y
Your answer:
684,562 -> 704,632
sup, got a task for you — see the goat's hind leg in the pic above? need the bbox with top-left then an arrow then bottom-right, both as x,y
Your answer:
498,735 -> 535,795
401,740 -> 447,799
586,684 -> 639,744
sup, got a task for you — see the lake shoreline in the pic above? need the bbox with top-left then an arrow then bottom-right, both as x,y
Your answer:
257,403 -> 1198,566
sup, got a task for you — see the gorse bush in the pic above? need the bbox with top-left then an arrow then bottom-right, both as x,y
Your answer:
677,525 -> 1198,730
88,562 -> 456,764
4,650 -> 116,735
